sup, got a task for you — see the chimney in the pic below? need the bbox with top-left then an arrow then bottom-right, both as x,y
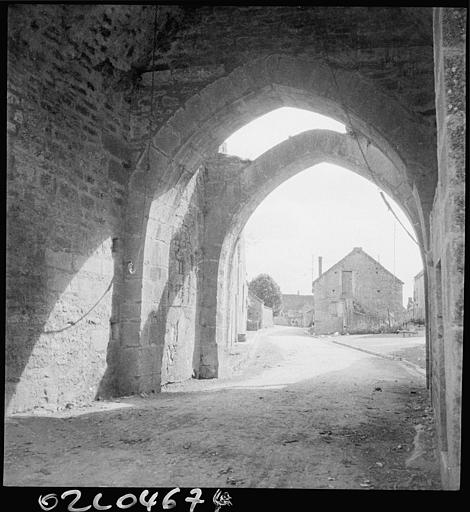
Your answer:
318,256 -> 323,278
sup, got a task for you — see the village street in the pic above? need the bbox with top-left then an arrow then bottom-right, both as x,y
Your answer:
4,327 -> 440,489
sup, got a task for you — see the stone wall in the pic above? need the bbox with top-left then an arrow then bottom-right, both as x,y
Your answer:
247,292 -> 264,331
147,170 -> 205,388
226,235 -> 248,347
428,7 -> 465,490
195,154 -> 251,378
279,294 -> 315,327
349,305 -> 396,334
6,5 -> 145,412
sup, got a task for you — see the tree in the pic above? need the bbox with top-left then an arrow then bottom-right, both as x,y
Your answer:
248,273 -> 282,315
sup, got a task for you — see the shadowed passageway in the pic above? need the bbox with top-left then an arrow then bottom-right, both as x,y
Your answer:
4,327 -> 440,489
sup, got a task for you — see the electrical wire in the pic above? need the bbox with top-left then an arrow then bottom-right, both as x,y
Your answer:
380,191 -> 419,245
43,278 -> 114,334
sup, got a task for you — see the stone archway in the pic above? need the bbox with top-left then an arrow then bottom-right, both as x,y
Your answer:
198,129 -> 425,378
118,54 -> 436,395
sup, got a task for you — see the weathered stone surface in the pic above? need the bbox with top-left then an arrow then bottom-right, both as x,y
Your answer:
5,5 -> 465,492
312,248 -> 404,334
108,158 -> 128,186
429,7 -> 465,491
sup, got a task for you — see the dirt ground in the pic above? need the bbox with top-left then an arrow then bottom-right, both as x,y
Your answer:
389,345 -> 427,370
4,326 -> 441,489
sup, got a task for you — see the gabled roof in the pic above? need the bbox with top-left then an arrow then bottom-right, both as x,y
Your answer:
312,247 -> 404,286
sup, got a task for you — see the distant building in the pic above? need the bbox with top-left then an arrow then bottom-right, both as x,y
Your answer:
247,289 -> 273,330
276,293 -> 315,327
312,247 -> 404,334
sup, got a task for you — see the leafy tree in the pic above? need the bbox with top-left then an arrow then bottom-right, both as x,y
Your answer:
248,273 -> 282,315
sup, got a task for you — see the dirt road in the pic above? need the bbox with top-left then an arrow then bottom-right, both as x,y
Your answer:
4,326 -> 440,489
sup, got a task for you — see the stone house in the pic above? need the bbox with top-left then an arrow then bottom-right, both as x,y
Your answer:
276,294 -> 315,327
312,247 -> 404,334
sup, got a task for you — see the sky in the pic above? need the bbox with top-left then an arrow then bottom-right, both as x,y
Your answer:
222,107 -> 423,307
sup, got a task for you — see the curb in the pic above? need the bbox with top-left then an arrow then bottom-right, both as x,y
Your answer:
320,336 -> 426,378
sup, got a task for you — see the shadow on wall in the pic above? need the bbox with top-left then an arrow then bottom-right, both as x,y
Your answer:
5,227 -> 119,413
97,174 -> 204,399
93,237 -> 124,400
7,146 -> 202,412
8,181 -> 205,413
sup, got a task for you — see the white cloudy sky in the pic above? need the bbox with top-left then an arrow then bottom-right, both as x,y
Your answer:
223,107 -> 423,306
